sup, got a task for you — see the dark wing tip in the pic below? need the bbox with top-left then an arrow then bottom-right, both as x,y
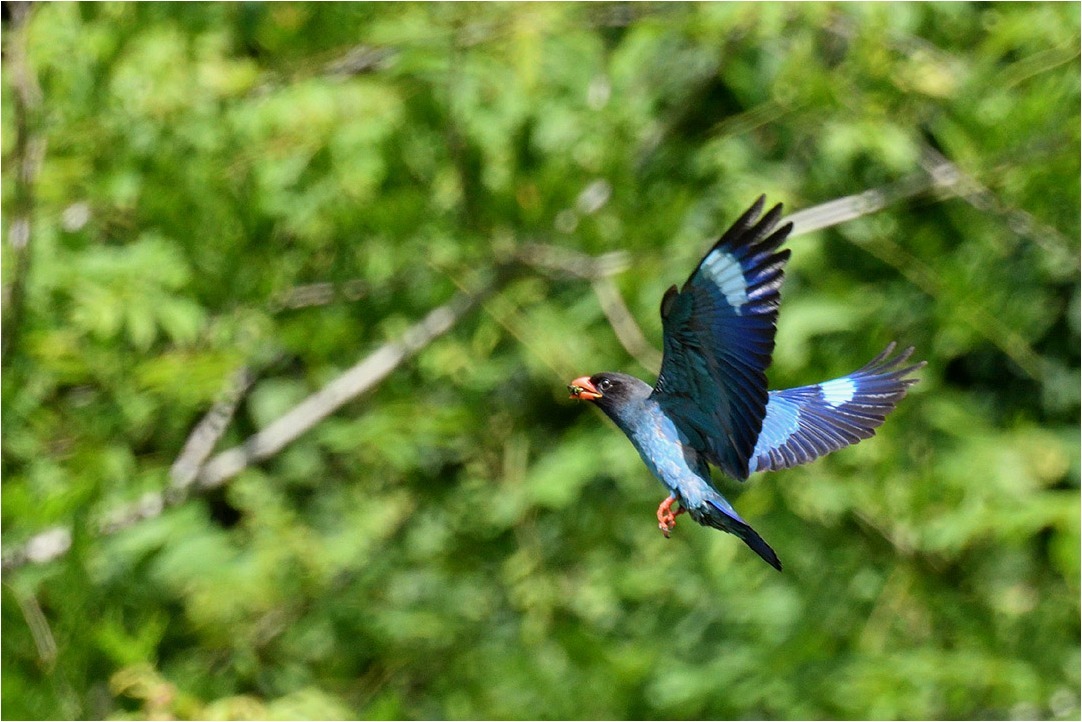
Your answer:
842,342 -> 926,403
718,196 -> 776,244
757,202 -> 785,233
748,194 -> 767,218
691,197 -> 792,287
860,342 -> 926,378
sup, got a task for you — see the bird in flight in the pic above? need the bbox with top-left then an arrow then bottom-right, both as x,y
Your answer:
568,196 -> 924,570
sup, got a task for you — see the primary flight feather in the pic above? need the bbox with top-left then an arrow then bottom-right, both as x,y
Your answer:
568,196 -> 924,570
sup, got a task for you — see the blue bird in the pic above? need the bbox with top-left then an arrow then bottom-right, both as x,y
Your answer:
568,196 -> 924,570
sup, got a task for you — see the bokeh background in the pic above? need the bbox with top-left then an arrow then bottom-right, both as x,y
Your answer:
2,3 -> 1079,719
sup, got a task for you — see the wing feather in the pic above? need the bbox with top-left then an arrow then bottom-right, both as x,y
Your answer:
651,196 -> 793,481
748,343 -> 925,473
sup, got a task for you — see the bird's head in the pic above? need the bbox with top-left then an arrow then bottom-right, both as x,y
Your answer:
567,372 -> 651,416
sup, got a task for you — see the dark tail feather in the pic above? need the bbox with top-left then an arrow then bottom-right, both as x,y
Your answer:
731,519 -> 783,571
698,499 -> 783,571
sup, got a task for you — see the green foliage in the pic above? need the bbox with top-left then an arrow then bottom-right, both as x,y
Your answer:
2,3 -> 1078,720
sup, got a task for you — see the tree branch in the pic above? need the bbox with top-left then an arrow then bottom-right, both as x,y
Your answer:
168,366 -> 258,496
269,278 -> 370,311
195,270 -> 507,489
590,277 -> 663,375
785,149 -> 1051,381
2,2 -> 46,368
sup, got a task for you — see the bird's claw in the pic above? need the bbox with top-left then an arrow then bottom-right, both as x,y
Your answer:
656,495 -> 685,538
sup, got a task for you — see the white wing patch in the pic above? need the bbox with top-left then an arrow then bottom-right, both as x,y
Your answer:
702,250 -> 749,312
819,377 -> 856,406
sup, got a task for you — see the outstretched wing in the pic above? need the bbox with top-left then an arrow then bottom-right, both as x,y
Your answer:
748,343 -> 925,474
651,196 -> 792,481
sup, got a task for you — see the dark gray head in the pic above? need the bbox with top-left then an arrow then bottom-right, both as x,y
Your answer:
567,371 -> 652,422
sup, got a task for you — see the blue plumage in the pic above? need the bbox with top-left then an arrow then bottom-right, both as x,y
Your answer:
653,197 -> 791,482
568,197 -> 924,571
749,343 -> 923,474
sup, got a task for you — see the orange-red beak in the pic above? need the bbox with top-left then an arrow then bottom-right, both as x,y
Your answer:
568,376 -> 602,401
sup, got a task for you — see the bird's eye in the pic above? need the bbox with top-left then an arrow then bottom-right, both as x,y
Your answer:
597,378 -> 612,392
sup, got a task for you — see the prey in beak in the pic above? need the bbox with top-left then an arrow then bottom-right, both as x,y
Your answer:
568,376 -> 602,400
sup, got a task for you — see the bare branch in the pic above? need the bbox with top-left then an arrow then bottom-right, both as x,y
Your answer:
2,2 -> 46,367
919,145 -> 1077,269
509,244 -> 661,370
4,367 -> 256,570
9,585 -> 58,669
323,45 -> 395,78
269,278 -> 370,311
785,149 -> 1051,381
591,277 -> 663,375
513,243 -> 630,280
194,270 -> 508,490
168,367 -> 258,496
783,172 -> 932,237
2,526 -> 70,571
3,271 -> 508,570
98,492 -> 168,536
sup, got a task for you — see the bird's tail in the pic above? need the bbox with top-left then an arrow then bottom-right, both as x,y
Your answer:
689,493 -> 782,571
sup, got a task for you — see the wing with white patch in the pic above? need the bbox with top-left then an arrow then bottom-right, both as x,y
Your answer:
651,196 -> 792,481
748,343 -> 925,473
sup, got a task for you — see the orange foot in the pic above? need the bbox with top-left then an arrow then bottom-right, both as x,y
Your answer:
656,495 -> 686,538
